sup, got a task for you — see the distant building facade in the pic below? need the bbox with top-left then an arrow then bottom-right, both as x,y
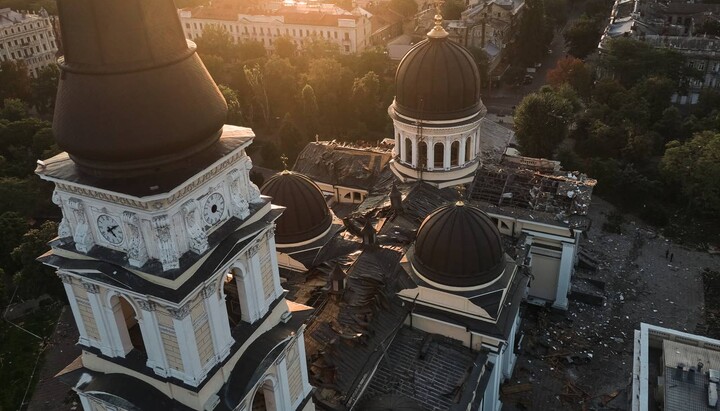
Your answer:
178,2 -> 372,54
600,0 -> 720,104
0,8 -> 57,77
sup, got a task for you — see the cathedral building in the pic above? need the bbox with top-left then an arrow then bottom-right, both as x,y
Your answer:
36,2 -> 313,410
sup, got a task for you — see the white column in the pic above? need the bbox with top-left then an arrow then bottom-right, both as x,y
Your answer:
248,244 -> 267,314
267,231 -> 283,299
427,139 -> 434,170
77,392 -> 93,411
459,137 -> 466,166
235,264 -> 260,323
137,300 -> 170,377
275,354 -> 293,410
58,273 -> 89,346
202,284 -> 233,362
554,242 -> 575,310
169,303 -> 204,386
484,352 -> 503,411
297,326 -> 312,396
83,283 -> 114,357
399,135 -> 406,162
108,297 -> 133,355
444,138 -> 451,170
412,139 -> 418,167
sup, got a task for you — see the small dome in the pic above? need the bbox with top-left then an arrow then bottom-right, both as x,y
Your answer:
411,202 -> 504,288
261,171 -> 332,245
393,37 -> 483,121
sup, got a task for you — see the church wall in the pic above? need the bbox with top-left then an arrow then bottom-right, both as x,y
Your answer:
260,239 -> 275,301
72,284 -> 101,342
405,313 -> 503,352
287,338 -> 303,404
156,307 -> 185,373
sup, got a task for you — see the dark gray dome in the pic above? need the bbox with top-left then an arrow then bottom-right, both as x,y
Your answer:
53,0 -> 227,176
412,202 -> 504,288
392,37 -> 482,122
260,171 -> 332,245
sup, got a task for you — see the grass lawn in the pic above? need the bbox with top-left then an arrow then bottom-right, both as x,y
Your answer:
0,300 -> 61,411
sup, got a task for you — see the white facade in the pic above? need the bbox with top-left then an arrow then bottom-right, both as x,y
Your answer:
39,125 -> 314,411
178,4 -> 372,54
0,8 -> 57,77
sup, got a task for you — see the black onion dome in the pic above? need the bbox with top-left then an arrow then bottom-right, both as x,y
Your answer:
53,0 -> 227,176
393,37 -> 483,121
260,171 -> 332,245
412,202 -> 504,288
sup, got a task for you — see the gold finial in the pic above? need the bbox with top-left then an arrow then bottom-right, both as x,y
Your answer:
280,154 -> 289,170
454,184 -> 467,204
427,0 -> 449,39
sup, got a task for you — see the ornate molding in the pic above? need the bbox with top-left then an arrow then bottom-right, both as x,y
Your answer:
227,168 -> 250,219
137,300 -> 156,312
82,282 -> 100,294
122,211 -> 149,267
200,283 -> 216,299
152,215 -> 180,271
57,272 -> 73,284
181,199 -> 209,254
52,148 -> 246,212
52,190 -> 72,238
168,303 -> 191,320
68,197 -> 94,253
247,244 -> 259,258
243,158 -> 263,204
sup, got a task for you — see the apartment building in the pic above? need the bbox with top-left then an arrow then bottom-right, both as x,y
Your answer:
0,8 -> 57,77
179,2 -> 372,54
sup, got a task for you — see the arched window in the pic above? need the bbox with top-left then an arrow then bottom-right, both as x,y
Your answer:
110,295 -> 145,355
465,137 -> 473,162
404,138 -> 412,164
252,377 -> 279,410
434,142 -> 444,168
451,141 -> 460,167
224,269 -> 243,326
418,141 -> 428,169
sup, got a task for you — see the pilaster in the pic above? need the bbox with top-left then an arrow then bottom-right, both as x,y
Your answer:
83,283 -> 114,357
202,284 -> 234,362
58,273 -> 89,345
459,137 -> 466,166
267,231 -> 283,299
297,326 -> 312,396
169,303 -> 204,386
137,300 -> 170,377
553,242 -> 575,310
248,244 -> 267,313
275,354 -> 293,410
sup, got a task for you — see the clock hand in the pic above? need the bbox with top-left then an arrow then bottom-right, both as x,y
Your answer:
107,225 -> 119,236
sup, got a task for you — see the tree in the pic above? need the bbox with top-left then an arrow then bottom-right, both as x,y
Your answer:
244,64 -> 270,125
352,71 -> 384,131
11,221 -> 65,301
0,61 -> 31,102
661,131 -> 720,215
631,76 -> 674,124
301,84 -> 320,137
544,0 -> 569,27
564,16 -> 601,58
600,37 -> 686,88
30,64 -> 59,115
696,20 -> 720,36
195,24 -> 238,62
514,89 -> 573,157
305,57 -> 352,132
546,56 -> 592,98
237,40 -> 267,62
274,36 -> 297,59
468,47 -> 490,88
218,84 -> 244,126
515,0 -> 551,66
0,98 -> 28,122
0,212 -> 28,273
389,0 -> 417,17
264,57 -> 300,119
442,0 -> 465,20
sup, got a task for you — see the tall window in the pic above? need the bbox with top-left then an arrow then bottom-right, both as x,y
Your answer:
451,141 -> 460,167
224,269 -> 243,326
110,295 -> 146,356
434,142 -> 444,168
465,137 -> 473,162
418,142 -> 428,169
404,138 -> 412,163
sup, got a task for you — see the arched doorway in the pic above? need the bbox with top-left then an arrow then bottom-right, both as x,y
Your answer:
465,137 -> 473,162
224,269 -> 243,326
110,295 -> 145,355
251,378 -> 279,411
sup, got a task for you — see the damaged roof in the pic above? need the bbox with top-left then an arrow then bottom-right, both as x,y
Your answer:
293,141 -> 392,191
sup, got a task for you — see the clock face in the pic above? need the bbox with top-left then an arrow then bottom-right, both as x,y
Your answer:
203,192 -> 226,225
97,215 -> 124,245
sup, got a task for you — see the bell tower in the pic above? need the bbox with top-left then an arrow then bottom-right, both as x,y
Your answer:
37,1 -> 314,410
